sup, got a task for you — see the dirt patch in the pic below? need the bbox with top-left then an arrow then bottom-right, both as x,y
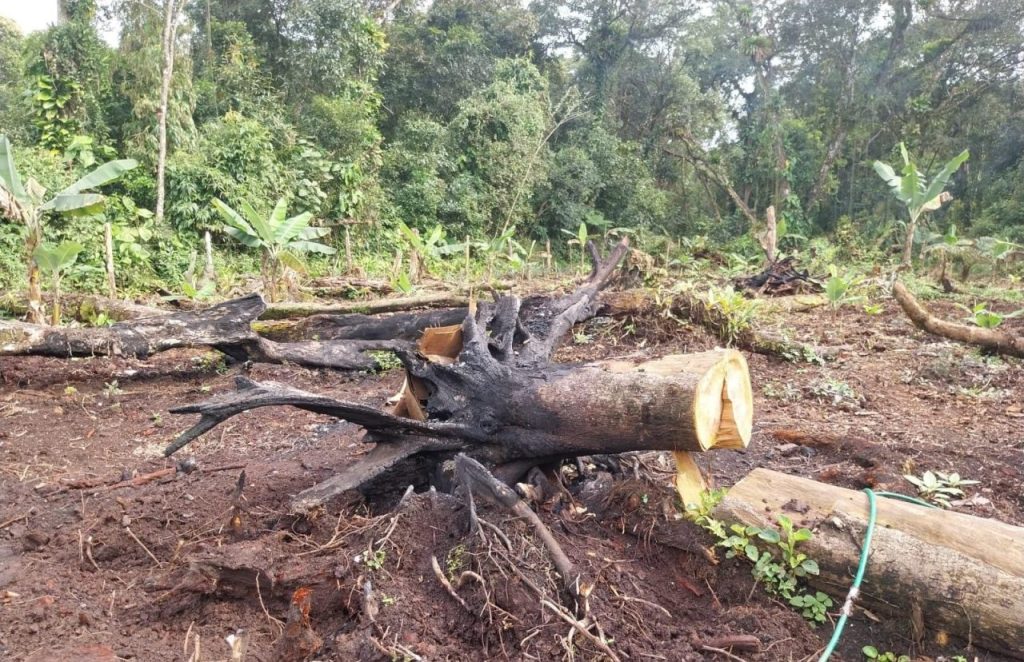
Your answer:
1,299 -> 1021,661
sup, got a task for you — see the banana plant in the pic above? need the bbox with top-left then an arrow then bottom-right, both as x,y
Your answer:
32,241 -> 83,325
873,143 -> 968,267
212,197 -> 335,302
0,134 -> 138,324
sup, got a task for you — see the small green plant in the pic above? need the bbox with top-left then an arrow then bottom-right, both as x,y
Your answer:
763,382 -> 801,402
363,548 -> 387,571
213,197 -> 335,302
446,544 -> 467,580
863,303 -> 884,315
32,241 -> 83,325
561,221 -> 590,272
104,380 -> 122,397
700,286 -> 760,345
63,385 -> 78,397
380,594 -> 396,606
808,376 -> 859,407
904,470 -> 980,508
824,264 -> 863,313
957,302 -> 1022,329
862,645 -> 910,662
368,350 -> 403,373
791,591 -> 833,623
686,491 -> 829,624
573,331 -> 592,345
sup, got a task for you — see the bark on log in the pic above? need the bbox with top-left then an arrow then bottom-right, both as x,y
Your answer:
714,469 -> 1024,658
166,240 -> 752,513
260,293 -> 469,320
252,308 -> 468,343
893,281 -> 1024,357
0,294 -> 406,371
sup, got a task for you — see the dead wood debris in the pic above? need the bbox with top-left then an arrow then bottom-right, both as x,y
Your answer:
735,256 -> 822,296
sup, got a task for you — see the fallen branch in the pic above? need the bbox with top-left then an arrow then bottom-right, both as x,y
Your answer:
893,281 -> 1024,357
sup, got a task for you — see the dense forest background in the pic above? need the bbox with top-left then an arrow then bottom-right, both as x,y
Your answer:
1,0 -> 1023,294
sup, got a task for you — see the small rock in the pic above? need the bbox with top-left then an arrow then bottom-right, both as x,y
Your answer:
777,443 -> 800,457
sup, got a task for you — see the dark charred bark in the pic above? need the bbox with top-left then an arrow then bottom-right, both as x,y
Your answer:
170,240 -> 758,513
0,293 -> 409,371
255,308 -> 468,343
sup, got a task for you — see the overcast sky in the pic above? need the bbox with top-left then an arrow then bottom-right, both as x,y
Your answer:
2,2 -> 59,34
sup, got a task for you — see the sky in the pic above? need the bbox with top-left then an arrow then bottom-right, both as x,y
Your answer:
1,2 -> 59,34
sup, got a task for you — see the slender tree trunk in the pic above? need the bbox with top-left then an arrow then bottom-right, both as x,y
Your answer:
902,217 -> 917,267
104,222 -> 117,298
50,276 -> 61,326
155,0 -> 179,225
203,230 -> 215,286
25,224 -> 45,325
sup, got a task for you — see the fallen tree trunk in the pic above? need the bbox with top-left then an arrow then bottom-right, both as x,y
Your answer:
714,469 -> 1024,658
260,293 -> 469,320
0,294 -> 407,371
252,308 -> 468,343
167,241 -> 754,514
599,289 -> 835,361
893,281 -> 1024,358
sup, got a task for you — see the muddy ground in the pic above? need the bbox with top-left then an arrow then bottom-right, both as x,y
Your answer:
1,290 -> 1022,661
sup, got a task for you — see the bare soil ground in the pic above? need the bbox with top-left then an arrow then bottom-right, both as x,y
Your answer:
1,294 -> 1021,661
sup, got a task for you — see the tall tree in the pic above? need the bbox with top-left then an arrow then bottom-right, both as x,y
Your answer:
156,0 -> 185,224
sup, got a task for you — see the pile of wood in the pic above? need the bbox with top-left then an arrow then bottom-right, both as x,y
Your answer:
736,256 -> 822,296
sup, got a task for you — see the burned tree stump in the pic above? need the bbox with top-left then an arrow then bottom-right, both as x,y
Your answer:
165,239 -> 754,513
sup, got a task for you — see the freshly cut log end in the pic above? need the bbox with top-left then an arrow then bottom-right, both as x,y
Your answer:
634,349 -> 753,452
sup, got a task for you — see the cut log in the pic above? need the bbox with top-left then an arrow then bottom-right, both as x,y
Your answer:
714,469 -> 1024,658
0,294 -> 406,371
259,293 -> 469,320
893,281 -> 1024,358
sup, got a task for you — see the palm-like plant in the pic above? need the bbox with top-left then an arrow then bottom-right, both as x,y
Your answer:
0,134 -> 137,324
873,143 -> 968,267
32,241 -> 83,325
212,197 -> 335,301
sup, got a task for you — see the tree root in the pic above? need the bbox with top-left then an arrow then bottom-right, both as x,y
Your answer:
893,281 -> 1024,357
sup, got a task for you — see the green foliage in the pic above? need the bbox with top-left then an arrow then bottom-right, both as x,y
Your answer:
33,240 -> 84,325
903,471 -> 980,509
686,490 -> 830,625
957,302 -> 1023,329
824,264 -> 863,312
698,286 -> 761,345
862,646 -> 910,662
213,196 -> 334,301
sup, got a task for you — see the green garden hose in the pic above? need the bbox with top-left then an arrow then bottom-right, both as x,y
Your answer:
817,490 -> 936,662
